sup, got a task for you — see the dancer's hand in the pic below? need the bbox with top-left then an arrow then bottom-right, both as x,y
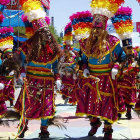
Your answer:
111,68 -> 118,80
83,69 -> 90,77
9,71 -> 14,76
131,61 -> 137,67
0,83 -> 5,90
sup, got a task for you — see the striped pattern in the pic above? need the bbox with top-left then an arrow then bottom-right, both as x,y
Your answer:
27,66 -> 54,77
89,64 -> 111,73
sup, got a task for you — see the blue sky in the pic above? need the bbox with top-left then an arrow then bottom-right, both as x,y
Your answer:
49,0 -> 140,34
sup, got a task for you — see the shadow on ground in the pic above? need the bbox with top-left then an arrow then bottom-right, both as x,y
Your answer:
15,136 -> 103,140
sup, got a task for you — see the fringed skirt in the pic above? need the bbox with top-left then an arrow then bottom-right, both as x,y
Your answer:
14,74 -> 55,120
60,75 -> 77,104
0,76 -> 15,101
76,73 -> 118,124
118,73 -> 137,107
0,101 -> 7,118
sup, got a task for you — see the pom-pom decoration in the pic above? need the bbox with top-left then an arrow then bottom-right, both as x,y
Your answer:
19,0 -> 49,32
0,27 -> 14,51
111,6 -> 134,40
19,0 -> 47,22
63,22 -> 73,47
0,0 -> 10,6
0,14 -> 4,24
69,11 -> 93,41
45,16 -> 50,25
21,14 -> 50,38
90,0 -> 124,19
0,0 -> 10,11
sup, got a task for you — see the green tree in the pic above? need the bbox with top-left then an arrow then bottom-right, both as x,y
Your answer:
49,25 -> 63,44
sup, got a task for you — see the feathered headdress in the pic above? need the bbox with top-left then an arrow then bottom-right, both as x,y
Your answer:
19,0 -> 49,32
21,14 -> 50,39
111,6 -> 133,47
90,0 -> 124,19
63,22 -> 73,49
69,11 -> 93,41
133,46 -> 140,52
0,27 -> 14,55
21,15 -> 34,39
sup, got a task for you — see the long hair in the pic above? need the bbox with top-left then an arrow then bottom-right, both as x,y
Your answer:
85,27 -> 109,59
26,27 -> 62,62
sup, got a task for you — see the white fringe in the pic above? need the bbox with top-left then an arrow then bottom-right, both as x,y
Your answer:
0,44 -> 13,51
25,9 -> 46,22
65,40 -> 73,45
75,32 -> 90,41
119,32 -> 133,40
91,8 -> 114,19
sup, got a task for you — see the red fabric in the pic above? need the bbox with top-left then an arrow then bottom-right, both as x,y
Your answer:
135,93 -> 140,110
60,75 -> 77,104
75,73 -> 118,123
14,74 -> 55,119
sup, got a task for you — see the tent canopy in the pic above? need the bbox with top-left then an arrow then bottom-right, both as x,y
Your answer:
1,9 -> 24,27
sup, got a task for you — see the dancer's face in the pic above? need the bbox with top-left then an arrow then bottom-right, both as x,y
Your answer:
92,14 -> 108,31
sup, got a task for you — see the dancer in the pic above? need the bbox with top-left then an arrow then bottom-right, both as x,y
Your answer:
112,6 -> 139,119
70,0 -> 125,139
0,1 -> 16,117
59,22 -> 79,105
14,0 -> 62,139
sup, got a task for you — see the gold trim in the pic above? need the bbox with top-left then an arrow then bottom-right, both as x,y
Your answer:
100,91 -> 112,97
31,55 -> 58,65
27,74 -> 54,80
117,85 -> 136,89
76,113 -> 118,124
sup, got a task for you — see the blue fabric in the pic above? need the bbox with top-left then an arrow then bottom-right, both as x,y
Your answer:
0,4 -> 5,12
41,119 -> 48,126
66,63 -> 76,70
1,9 -> 24,27
112,43 -> 126,62
72,17 -> 93,25
82,53 -> 88,64
0,59 -> 2,65
14,36 -> 27,42
20,48 -> 59,73
52,60 -> 58,74
27,62 -> 52,69
82,43 -> 125,65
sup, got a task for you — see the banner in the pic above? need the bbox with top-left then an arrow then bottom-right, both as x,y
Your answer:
41,0 -> 50,9
6,0 -> 21,10
136,22 -> 140,33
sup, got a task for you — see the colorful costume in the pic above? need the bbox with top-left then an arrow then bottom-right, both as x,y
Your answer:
0,0 -> 15,117
70,0 -> 124,139
134,46 -> 140,113
59,22 -> 79,104
14,0 -> 61,139
111,6 -> 139,119
0,26 -> 15,104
